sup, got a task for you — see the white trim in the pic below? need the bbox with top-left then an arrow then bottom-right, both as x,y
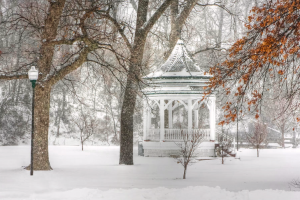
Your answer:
159,99 -> 165,142
143,98 -> 147,141
188,99 -> 192,131
178,100 -> 188,109
150,99 -> 160,108
209,96 -> 216,141
164,100 -> 174,110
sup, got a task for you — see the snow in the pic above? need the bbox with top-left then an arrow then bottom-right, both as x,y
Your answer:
0,146 -> 300,200
144,70 -> 209,78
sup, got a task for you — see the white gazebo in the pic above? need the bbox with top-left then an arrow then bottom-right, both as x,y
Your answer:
142,40 -> 216,157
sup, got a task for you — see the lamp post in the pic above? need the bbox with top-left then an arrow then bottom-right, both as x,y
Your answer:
28,66 -> 38,176
236,106 -> 239,151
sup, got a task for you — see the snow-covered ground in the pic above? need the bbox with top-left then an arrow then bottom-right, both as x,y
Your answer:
0,146 -> 299,200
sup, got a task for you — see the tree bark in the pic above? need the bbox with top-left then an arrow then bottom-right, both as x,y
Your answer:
119,31 -> 147,165
30,85 -> 52,170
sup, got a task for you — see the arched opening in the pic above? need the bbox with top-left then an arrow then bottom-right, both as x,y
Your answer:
172,100 -> 188,129
193,100 -> 210,129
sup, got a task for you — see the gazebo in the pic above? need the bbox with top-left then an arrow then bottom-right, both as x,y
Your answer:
142,40 -> 216,157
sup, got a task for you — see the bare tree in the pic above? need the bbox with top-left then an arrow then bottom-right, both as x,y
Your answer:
104,0 -> 175,165
72,110 -> 99,151
0,0 -> 128,170
246,120 -> 268,157
175,129 -> 205,179
289,179 -> 300,190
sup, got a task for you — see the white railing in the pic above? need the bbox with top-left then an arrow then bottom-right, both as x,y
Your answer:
145,129 -> 160,141
164,129 -> 210,141
145,129 -> 210,141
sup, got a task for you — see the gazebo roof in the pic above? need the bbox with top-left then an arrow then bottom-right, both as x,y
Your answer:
143,40 -> 213,96
144,40 -> 211,79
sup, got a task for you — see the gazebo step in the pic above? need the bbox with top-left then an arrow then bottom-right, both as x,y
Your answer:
143,141 -> 216,157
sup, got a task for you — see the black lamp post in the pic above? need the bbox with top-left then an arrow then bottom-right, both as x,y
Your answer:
236,107 -> 239,151
28,66 -> 38,176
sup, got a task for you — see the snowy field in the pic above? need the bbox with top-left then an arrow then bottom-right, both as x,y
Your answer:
0,146 -> 300,200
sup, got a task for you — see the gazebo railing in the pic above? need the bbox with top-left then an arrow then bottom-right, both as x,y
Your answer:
164,129 -> 210,141
145,129 -> 210,141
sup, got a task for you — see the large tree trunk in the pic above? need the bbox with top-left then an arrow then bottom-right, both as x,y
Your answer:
119,80 -> 136,165
119,34 -> 147,165
119,0 -> 150,165
29,0 -> 66,170
30,85 -> 52,170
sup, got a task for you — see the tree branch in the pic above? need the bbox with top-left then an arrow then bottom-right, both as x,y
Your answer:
99,13 -> 132,51
143,0 -> 174,34
45,37 -> 84,46
176,0 -> 198,27
48,44 -> 95,86
196,3 -> 235,16
192,45 -> 227,56
164,0 -> 198,59
0,74 -> 27,80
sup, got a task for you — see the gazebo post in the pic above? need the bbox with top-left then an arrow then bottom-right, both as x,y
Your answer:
143,98 -> 147,141
209,96 -> 216,141
147,107 -> 151,133
188,99 -> 192,134
160,99 -> 165,142
168,102 -> 173,129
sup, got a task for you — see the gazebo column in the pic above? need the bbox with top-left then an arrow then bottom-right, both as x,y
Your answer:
194,110 -> 198,129
143,98 -> 147,141
209,97 -> 216,141
147,107 -> 151,131
168,102 -> 173,129
188,99 -> 192,133
160,99 -> 165,142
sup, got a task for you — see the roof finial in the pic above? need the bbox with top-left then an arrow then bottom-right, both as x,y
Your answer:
177,39 -> 184,45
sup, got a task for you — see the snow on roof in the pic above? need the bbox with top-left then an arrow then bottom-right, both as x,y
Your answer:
144,40 -> 210,79
161,39 -> 202,73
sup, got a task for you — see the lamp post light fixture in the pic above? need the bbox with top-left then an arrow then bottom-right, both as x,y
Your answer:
28,66 -> 38,176
221,48 -> 227,55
